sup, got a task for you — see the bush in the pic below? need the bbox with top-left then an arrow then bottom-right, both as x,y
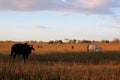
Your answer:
48,40 -> 54,44
112,38 -> 119,43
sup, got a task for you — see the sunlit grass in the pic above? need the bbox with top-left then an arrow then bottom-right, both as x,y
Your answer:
1,62 -> 120,80
0,42 -> 120,80
0,52 -> 120,80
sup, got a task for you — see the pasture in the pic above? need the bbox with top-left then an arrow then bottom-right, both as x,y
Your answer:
0,42 -> 120,80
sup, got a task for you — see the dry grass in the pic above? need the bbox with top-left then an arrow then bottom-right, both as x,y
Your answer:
1,42 -> 120,54
32,42 -> 120,53
1,62 -> 120,80
0,52 -> 120,80
0,42 -> 120,80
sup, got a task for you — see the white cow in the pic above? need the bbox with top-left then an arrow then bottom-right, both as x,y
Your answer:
87,44 -> 103,53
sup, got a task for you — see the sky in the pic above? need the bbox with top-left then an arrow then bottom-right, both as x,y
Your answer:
0,0 -> 120,42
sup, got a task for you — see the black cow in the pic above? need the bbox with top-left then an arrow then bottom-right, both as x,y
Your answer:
71,46 -> 74,49
10,43 -> 35,63
37,45 -> 42,48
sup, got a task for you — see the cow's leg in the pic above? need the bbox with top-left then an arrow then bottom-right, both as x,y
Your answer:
10,50 -> 14,57
18,53 -> 20,57
23,55 -> 26,63
13,54 -> 16,59
26,54 -> 29,60
25,54 -> 29,63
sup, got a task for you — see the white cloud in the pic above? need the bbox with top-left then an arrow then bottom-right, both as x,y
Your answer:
32,25 -> 47,29
0,0 -> 120,15
59,12 -> 71,16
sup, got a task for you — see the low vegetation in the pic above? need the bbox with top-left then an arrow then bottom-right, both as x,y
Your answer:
0,52 -> 120,80
0,42 -> 120,80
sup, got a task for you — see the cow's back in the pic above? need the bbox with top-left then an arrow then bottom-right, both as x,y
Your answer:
88,44 -> 95,52
87,44 -> 102,53
11,44 -> 24,54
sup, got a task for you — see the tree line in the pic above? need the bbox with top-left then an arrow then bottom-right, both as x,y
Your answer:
0,38 -> 120,44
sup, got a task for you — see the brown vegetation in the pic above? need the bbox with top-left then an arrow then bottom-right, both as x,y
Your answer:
0,42 -> 120,54
0,42 -> 120,80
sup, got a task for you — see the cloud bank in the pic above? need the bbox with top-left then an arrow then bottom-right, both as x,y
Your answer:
0,0 -> 120,15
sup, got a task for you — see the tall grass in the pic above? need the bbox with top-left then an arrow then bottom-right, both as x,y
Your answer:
0,52 -> 120,80
1,62 -> 120,80
30,52 -> 120,65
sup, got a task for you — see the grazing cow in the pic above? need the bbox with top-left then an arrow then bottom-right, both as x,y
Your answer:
10,43 -> 35,62
71,46 -> 74,49
87,44 -> 102,53
37,45 -> 42,48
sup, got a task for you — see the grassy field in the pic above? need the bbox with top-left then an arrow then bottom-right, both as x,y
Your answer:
0,42 -> 120,80
1,42 -> 120,53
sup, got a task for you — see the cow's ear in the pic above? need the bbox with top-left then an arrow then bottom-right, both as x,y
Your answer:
24,43 -> 28,45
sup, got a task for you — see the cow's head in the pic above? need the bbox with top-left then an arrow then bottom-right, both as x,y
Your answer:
30,45 -> 35,51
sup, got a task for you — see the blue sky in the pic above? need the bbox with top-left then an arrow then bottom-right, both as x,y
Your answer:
0,0 -> 120,41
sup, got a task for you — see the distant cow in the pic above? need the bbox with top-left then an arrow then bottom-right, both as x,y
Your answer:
37,45 -> 42,48
10,43 -> 35,62
71,46 -> 74,49
87,44 -> 102,53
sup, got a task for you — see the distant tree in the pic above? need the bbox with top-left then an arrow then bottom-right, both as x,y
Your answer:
69,39 -> 77,43
24,41 -> 30,43
81,40 -> 91,43
77,40 -> 81,43
30,40 -> 37,43
64,38 -> 69,42
48,40 -> 63,44
38,41 -> 43,43
100,40 -> 110,43
72,39 -> 77,43
5,40 -> 14,43
92,40 -> 96,43
112,38 -> 119,43
56,40 -> 63,44
48,40 -> 54,44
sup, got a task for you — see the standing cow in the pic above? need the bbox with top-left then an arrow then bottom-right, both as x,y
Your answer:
87,44 -> 102,53
10,43 -> 35,62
